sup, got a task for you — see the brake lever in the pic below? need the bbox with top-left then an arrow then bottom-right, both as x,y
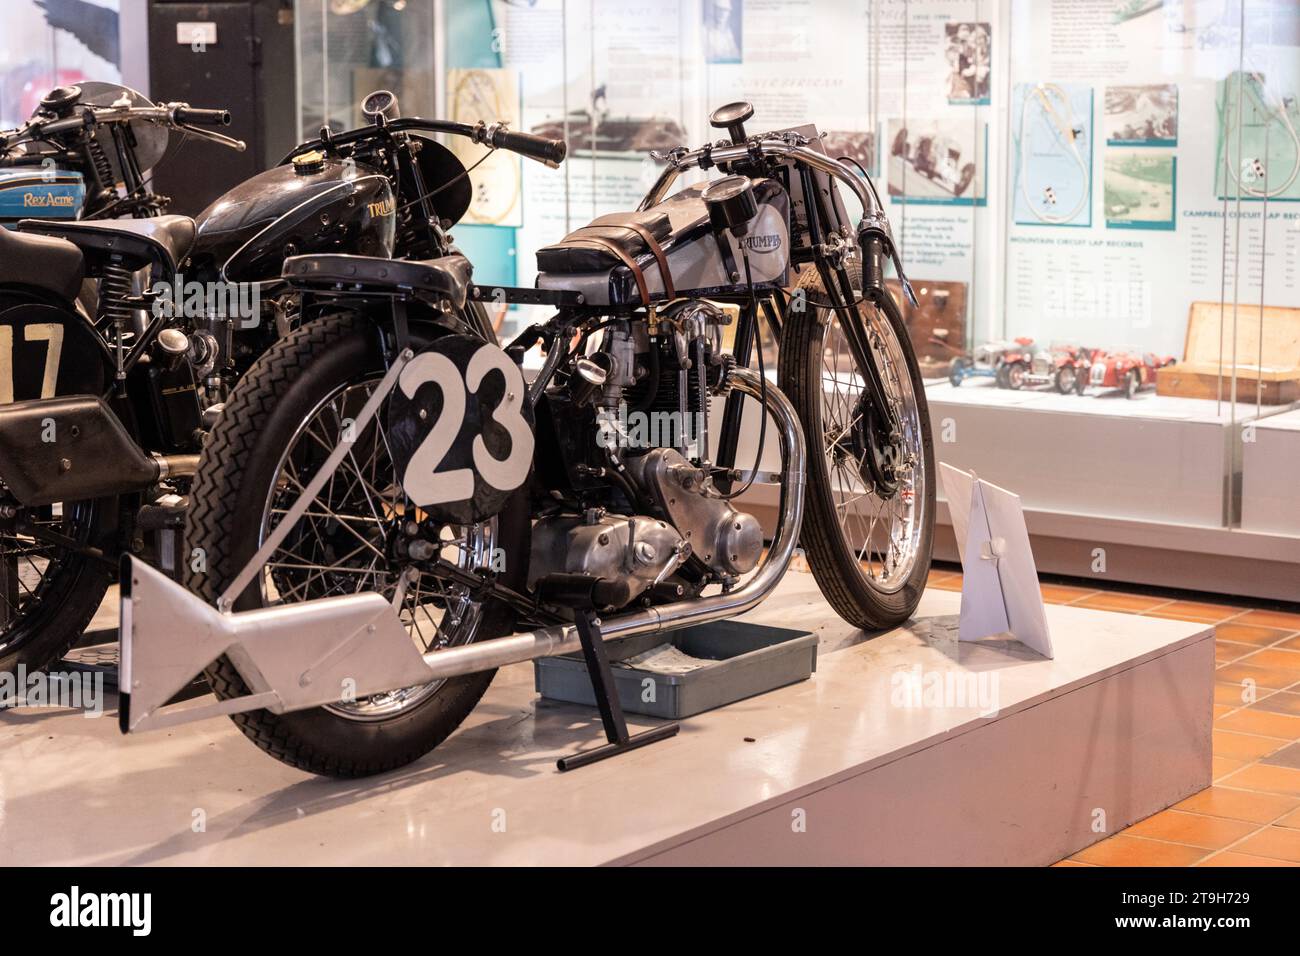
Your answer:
177,124 -> 247,152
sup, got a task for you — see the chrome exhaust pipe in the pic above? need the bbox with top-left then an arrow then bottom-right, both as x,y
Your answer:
415,366 -> 806,680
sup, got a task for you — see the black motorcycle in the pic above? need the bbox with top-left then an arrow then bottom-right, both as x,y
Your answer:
0,89 -> 564,676
120,102 -> 934,778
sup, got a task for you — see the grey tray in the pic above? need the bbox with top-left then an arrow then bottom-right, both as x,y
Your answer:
533,619 -> 818,720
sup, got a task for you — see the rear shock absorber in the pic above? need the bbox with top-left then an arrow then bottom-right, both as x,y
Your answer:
97,257 -> 135,391
85,133 -> 116,205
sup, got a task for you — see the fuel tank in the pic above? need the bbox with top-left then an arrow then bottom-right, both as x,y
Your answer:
534,177 -> 790,306
189,156 -> 396,283
0,167 -> 85,227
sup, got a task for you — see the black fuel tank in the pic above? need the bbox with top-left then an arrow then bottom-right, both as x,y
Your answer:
189,158 -> 396,283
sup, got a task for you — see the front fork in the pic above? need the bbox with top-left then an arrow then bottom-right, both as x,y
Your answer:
713,231 -> 905,483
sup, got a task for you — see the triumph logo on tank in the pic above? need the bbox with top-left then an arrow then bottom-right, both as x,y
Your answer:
739,232 -> 782,253
49,887 -> 151,936
151,273 -> 261,328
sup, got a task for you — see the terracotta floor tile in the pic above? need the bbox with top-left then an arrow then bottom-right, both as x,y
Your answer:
1052,859 -> 1096,867
1214,662 -> 1300,691
1277,806 -> 1300,829
1235,609 -> 1300,631
1216,642 -> 1255,665
1215,681 -> 1255,707
1220,763 -> 1300,797
1143,601 -> 1245,624
1125,809 -> 1258,849
1233,826 -> 1300,863
1074,592 -> 1170,613
1214,705 -> 1233,719
1174,786 -> 1300,824
1216,623 -> 1294,647
1262,742 -> 1300,770
1217,708 -> 1300,739
1040,583 -> 1098,604
1283,634 -> 1300,651
1254,691 -> 1300,718
929,576 -> 963,592
1197,851 -> 1299,867
1213,756 -> 1247,782
1213,730 -> 1288,761
1246,648 -> 1300,675
1073,834 -> 1207,867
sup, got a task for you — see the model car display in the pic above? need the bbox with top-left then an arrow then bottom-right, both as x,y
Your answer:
1086,349 -> 1176,397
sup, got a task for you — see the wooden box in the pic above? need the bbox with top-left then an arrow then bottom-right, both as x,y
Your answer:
1157,301 -> 1300,404
886,279 -> 968,379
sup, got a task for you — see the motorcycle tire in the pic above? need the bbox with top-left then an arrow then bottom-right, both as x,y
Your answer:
0,497 -> 115,676
778,263 -> 935,631
185,310 -> 530,777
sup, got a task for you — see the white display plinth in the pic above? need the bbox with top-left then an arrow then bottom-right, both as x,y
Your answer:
2,571 -> 1211,866
1242,407 -> 1300,536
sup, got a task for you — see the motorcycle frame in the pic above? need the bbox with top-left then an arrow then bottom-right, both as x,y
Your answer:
117,129 -> 919,733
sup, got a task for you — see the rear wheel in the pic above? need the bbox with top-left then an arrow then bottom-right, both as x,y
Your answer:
1125,369 -> 1141,398
778,264 -> 934,630
1054,365 -> 1077,394
185,312 -> 529,777
1005,361 -> 1029,390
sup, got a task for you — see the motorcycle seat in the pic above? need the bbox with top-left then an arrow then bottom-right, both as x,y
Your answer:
0,226 -> 85,301
534,208 -> 672,275
282,253 -> 473,309
18,214 -> 196,274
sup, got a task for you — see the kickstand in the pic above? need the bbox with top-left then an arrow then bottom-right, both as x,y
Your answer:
556,606 -> 680,772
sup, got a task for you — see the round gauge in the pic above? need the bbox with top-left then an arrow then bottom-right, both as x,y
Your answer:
361,90 -> 400,122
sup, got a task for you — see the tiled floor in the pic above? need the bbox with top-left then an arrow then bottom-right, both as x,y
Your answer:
925,564 -> 1300,867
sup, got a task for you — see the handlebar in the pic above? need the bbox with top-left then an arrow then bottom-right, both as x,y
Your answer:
471,122 -> 567,168
171,106 -> 231,127
281,116 -> 567,169
2,101 -> 243,152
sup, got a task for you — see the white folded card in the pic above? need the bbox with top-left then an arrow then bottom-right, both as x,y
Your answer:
940,463 -> 1053,658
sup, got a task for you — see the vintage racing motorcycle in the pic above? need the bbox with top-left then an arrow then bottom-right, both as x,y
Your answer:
118,102 -> 935,777
0,88 -> 561,676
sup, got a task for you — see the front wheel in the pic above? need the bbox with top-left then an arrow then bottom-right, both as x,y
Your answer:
185,312 -> 530,777
778,264 -> 935,631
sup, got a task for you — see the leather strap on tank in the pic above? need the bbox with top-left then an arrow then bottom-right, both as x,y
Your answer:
564,235 -> 651,306
571,224 -> 676,301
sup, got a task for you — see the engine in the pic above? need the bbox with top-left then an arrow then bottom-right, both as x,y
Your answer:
529,299 -> 765,610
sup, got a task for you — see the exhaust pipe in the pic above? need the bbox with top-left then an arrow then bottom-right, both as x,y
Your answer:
0,395 -> 195,506
119,368 -> 805,732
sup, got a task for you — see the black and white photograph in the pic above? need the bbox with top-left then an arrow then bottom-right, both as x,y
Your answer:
823,128 -> 877,175
703,0 -> 743,64
1105,83 -> 1179,145
944,21 -> 991,104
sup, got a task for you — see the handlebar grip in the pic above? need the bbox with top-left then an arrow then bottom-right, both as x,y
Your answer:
859,232 -> 887,297
174,106 -> 231,127
489,127 -> 566,167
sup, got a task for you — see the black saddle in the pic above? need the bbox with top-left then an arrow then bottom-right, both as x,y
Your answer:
283,254 -> 472,309
0,226 -> 85,301
19,214 -> 196,274
534,208 -> 672,275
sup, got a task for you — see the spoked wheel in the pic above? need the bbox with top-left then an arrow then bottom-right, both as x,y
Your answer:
0,497 -> 113,676
186,312 -> 528,776
778,263 -> 935,630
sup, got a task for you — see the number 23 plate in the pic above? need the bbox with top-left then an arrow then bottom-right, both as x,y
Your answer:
387,335 -> 534,525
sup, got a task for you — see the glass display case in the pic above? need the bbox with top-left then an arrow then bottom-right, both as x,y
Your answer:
294,0 -> 1300,599
0,0 -> 123,128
